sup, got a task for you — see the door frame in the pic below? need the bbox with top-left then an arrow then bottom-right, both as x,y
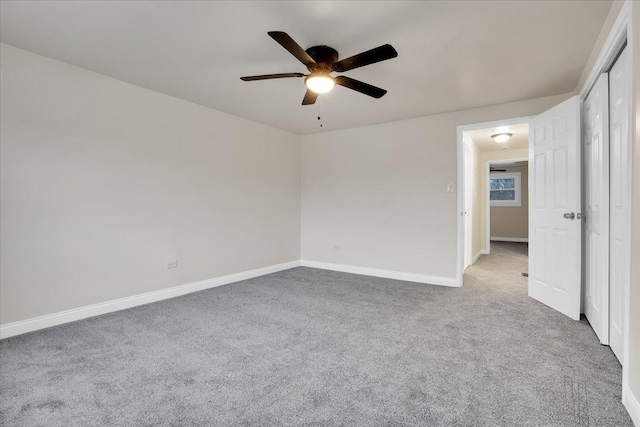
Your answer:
463,143 -> 473,266
456,115 -> 535,286
578,0 -> 633,396
485,157 -> 529,251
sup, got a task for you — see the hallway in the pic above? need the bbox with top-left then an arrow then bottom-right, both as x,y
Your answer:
464,241 -> 529,289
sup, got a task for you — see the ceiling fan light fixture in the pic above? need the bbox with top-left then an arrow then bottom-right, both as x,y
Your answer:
305,73 -> 335,94
491,133 -> 513,144
241,32 -> 398,105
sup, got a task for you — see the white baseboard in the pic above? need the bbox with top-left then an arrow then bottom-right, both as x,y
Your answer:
623,384 -> 640,426
300,260 -> 460,288
490,237 -> 529,243
0,260 -> 301,339
471,250 -> 487,265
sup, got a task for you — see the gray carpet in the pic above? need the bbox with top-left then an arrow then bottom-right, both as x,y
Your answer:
0,242 -> 633,426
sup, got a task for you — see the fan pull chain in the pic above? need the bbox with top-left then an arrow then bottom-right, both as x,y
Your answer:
317,99 -> 323,128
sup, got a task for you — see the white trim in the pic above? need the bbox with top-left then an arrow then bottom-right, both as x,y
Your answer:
485,157 -> 529,253
457,116 -> 537,134
0,260 -> 301,339
456,115 -> 535,287
620,1 -> 633,404
470,252 -> 481,265
623,384 -> 640,427
463,142 -> 474,266
457,125 -> 465,286
470,249 -> 488,265
579,1 -> 630,99
300,260 -> 460,288
490,237 -> 528,243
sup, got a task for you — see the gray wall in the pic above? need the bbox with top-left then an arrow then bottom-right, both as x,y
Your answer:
0,44 -> 301,324
301,94 -> 569,279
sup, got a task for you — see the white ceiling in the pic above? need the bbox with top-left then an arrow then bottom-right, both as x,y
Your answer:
466,123 -> 529,152
0,1 -> 612,135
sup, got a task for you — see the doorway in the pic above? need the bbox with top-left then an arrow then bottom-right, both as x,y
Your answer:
458,119 -> 531,279
487,158 -> 529,250
458,97 -> 583,321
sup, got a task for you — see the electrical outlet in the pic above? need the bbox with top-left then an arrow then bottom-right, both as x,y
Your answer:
447,182 -> 455,193
166,260 -> 178,269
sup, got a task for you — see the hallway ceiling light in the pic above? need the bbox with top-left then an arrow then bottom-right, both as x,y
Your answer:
491,133 -> 512,144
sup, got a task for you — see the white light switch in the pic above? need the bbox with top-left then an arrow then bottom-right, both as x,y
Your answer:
447,183 -> 455,193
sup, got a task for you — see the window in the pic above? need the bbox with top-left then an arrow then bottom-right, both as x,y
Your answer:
490,172 -> 521,207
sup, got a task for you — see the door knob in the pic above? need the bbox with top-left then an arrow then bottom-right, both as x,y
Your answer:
563,212 -> 575,220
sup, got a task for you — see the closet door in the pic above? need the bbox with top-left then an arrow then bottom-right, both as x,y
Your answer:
608,47 -> 630,363
583,73 -> 609,344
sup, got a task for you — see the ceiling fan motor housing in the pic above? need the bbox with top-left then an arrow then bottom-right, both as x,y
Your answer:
305,46 -> 339,70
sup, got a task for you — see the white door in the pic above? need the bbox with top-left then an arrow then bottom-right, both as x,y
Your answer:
583,73 -> 609,344
529,96 -> 581,320
608,47 -> 630,363
464,144 -> 473,265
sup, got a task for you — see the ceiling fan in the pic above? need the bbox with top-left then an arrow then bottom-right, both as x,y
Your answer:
241,31 -> 398,105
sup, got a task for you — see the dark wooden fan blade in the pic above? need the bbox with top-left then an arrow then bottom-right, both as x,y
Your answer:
268,31 -> 316,67
240,73 -> 305,81
332,44 -> 398,72
335,76 -> 387,98
302,89 -> 319,105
